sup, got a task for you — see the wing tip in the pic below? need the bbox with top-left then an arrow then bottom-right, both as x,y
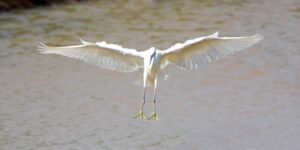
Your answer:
37,42 -> 48,53
252,34 -> 264,43
80,39 -> 93,45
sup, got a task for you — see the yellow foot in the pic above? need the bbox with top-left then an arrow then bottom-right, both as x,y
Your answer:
148,112 -> 160,121
132,110 -> 146,119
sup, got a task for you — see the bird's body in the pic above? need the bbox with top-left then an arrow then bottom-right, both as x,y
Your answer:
38,32 -> 263,120
143,48 -> 162,86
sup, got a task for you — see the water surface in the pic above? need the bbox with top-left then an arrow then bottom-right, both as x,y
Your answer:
0,0 -> 299,149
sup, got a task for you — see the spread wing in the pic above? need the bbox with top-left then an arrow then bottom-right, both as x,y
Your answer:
38,40 -> 143,72
160,32 -> 263,69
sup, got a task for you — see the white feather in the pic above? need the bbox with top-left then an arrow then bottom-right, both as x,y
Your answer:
160,32 -> 263,69
38,40 -> 143,72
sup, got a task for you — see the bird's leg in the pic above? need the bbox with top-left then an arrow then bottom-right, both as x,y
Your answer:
133,77 -> 147,119
148,77 -> 160,120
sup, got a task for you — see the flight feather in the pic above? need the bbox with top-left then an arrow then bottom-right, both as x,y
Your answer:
37,40 -> 143,72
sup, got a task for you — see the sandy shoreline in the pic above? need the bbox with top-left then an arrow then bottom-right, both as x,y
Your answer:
0,0 -> 85,11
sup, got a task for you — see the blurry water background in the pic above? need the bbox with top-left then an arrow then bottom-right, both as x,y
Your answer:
0,0 -> 299,149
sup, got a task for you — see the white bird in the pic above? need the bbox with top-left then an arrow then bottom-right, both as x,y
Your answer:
38,32 -> 263,120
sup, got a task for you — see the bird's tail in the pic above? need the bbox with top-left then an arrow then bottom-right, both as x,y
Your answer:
133,74 -> 170,87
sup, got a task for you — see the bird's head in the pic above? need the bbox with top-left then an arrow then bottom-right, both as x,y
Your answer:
149,47 -> 156,57
148,47 -> 156,65
149,47 -> 156,53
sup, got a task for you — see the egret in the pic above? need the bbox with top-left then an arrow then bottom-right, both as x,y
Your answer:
38,32 -> 263,120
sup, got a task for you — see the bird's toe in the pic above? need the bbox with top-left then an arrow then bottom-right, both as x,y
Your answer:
148,112 -> 160,121
132,110 -> 146,119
